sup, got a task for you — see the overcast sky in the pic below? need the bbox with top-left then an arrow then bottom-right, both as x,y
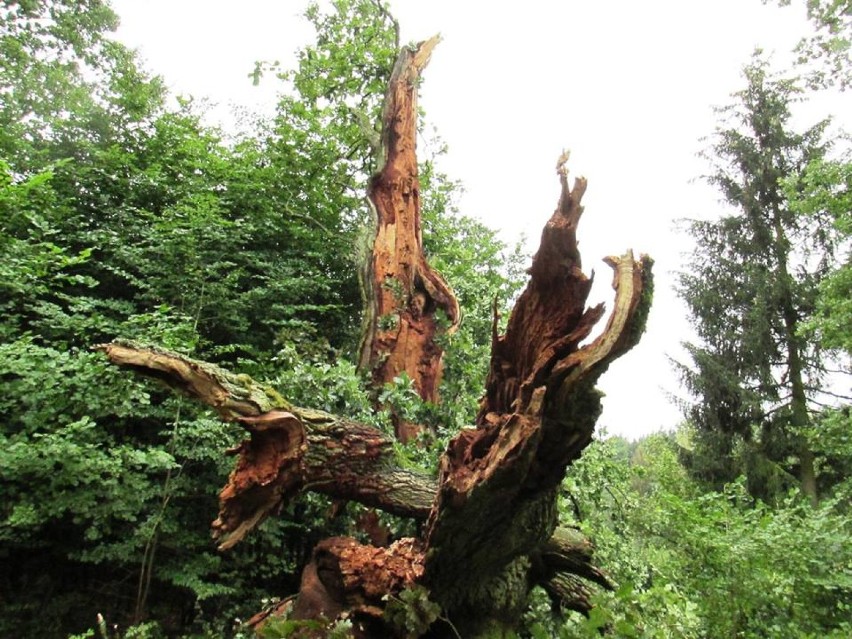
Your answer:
110,0 -> 850,439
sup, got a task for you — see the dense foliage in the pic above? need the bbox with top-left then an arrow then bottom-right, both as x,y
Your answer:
1,0 -> 850,638
0,1 -> 522,636
788,156 -> 852,355
526,433 -> 852,639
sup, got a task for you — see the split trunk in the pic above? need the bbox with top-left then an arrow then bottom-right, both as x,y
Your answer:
99,37 -> 653,638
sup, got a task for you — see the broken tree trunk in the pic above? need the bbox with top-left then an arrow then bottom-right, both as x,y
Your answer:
98,36 -> 652,639
421,156 -> 652,624
357,35 -> 460,442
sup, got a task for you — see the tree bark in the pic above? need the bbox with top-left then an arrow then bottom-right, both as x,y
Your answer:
357,35 -> 460,442
771,215 -> 819,505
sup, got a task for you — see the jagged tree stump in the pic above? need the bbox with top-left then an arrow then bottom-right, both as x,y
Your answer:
357,36 -> 459,443
98,36 -> 652,639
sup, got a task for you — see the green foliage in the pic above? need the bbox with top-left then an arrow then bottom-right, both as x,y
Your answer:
270,337 -> 377,422
419,158 -> 527,431
767,0 -> 852,88
0,0 -> 386,635
787,157 -> 852,354
254,617 -> 326,638
529,432 -> 852,639
675,54 -> 837,500
384,586 -> 442,639
803,407 -> 852,495
0,0 -> 167,170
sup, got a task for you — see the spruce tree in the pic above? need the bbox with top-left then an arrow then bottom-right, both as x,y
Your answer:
677,55 -> 835,504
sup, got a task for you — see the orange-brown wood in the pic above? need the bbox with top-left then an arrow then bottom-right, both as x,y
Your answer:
358,36 -> 459,441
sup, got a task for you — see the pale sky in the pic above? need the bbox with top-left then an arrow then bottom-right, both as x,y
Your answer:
111,0 -> 850,439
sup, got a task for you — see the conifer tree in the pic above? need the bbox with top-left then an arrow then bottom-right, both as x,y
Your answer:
677,56 -> 835,504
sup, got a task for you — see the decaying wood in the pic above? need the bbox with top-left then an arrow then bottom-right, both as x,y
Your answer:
358,35 -> 460,442
98,36 -> 653,639
96,341 -> 435,550
420,154 -> 652,616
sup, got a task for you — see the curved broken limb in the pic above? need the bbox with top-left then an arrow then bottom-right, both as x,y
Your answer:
96,341 -> 435,550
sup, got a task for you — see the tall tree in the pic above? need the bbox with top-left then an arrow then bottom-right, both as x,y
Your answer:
677,56 -> 836,504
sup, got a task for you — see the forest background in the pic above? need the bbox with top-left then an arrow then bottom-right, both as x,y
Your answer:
0,0 -> 850,638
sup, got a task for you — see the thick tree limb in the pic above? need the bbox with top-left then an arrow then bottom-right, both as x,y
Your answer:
97,340 -> 289,419
540,526 -> 613,592
97,339 -> 615,616
96,341 -> 435,550
543,573 -> 595,616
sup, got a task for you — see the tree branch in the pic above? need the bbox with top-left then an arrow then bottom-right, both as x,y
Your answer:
95,341 -> 435,550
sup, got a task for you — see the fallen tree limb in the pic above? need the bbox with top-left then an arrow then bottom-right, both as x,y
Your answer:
540,526 -> 613,592
96,341 -> 435,549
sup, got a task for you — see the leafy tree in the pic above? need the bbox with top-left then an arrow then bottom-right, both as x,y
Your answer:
788,157 -> 852,354
676,55 -> 837,503
768,0 -> 852,89
784,156 -> 852,499
531,431 -> 852,638
0,0 -> 165,171
0,0 -> 378,634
